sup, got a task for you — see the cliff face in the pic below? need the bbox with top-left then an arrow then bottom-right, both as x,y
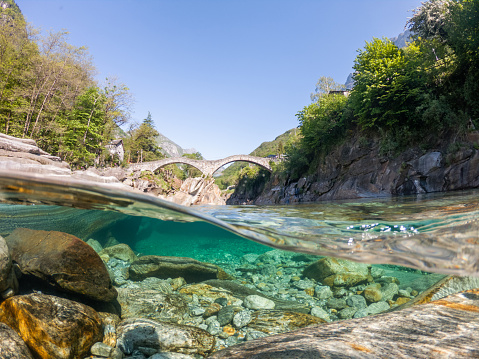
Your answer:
245,132 -> 479,205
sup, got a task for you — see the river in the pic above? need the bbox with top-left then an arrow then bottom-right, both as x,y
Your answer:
0,171 -> 478,356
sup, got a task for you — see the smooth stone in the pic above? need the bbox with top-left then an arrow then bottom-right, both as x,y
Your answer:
247,310 -> 326,335
244,295 -> 275,310
233,310 -> 252,328
217,306 -> 235,326
338,306 -> 358,319
245,330 -> 268,341
179,284 -> 243,307
214,297 -> 228,307
203,303 -> 222,318
303,257 -> 370,287
326,298 -> 347,310
346,294 -> 367,310
0,293 -> 102,359
90,342 -> 115,357
206,320 -> 221,336
209,289 -> 479,358
5,228 -> 117,302
116,318 -> 215,356
314,285 -> 333,300
99,243 -> 138,264
310,306 -> 331,322
364,283 -> 382,303
381,282 -> 399,302
367,301 -> 390,315
129,255 -> 232,283
86,238 -> 103,253
370,266 -> 385,278
116,288 -> 188,324
0,235 -> 17,299
201,279 -> 310,313
0,322 -> 34,358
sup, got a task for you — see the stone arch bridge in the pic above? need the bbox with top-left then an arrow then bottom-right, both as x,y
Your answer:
128,155 -> 276,176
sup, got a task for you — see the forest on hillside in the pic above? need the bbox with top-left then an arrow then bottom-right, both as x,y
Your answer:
0,0 -> 162,168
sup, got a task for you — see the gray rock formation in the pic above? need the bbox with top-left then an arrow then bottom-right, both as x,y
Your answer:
0,323 -> 34,359
0,235 -> 17,299
161,177 -> 226,206
251,133 -> 479,204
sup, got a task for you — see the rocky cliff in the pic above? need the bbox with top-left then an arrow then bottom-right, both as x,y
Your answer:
235,132 -> 479,205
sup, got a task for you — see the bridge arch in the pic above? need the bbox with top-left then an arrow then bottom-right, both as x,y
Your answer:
128,155 -> 275,177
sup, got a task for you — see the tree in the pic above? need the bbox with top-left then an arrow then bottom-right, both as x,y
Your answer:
349,38 -> 427,130
310,76 -> 344,102
124,112 -> 163,163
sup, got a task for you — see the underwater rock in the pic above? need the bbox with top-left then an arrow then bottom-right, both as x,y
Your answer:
247,310 -> 326,335
244,295 -> 275,310
99,243 -> 138,264
116,318 -> 215,356
116,288 -> 189,324
98,312 -> 120,348
129,255 -> 232,283
5,228 -> 117,302
303,257 -> 371,287
0,323 -> 34,358
209,289 -> 479,358
0,235 -> 17,299
363,283 -> 382,303
201,279 -> 311,313
0,293 -> 102,359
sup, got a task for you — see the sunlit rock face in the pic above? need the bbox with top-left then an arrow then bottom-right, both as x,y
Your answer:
249,133 -> 479,205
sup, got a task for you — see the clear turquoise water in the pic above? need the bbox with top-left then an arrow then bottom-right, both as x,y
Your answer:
0,172 -> 478,277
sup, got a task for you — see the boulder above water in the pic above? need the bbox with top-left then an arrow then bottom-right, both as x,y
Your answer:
5,228 -> 117,302
129,255 -> 232,283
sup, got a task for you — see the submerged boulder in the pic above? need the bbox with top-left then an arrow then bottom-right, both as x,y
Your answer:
5,228 -> 117,302
209,286 -> 479,358
129,255 -> 232,283
0,293 -> 102,359
116,287 -> 189,324
303,257 -> 371,287
116,318 -> 215,356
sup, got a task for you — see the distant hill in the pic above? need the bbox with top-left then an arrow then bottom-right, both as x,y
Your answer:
155,132 -> 197,158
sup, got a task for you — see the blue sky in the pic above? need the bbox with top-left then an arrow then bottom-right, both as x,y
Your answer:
17,0 -> 422,160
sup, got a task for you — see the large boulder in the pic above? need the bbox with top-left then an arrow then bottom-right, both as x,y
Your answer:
247,310 -> 326,335
0,293 -> 102,359
209,288 -> 479,358
5,228 -> 117,302
0,323 -> 34,358
116,287 -> 189,324
129,255 -> 232,283
116,318 -> 215,356
303,257 -> 371,287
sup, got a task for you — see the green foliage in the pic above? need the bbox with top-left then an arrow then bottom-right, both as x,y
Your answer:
349,38 -> 427,130
310,76 -> 344,102
123,113 -> 163,163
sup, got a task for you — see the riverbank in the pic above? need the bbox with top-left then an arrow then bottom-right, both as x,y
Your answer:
227,132 -> 479,205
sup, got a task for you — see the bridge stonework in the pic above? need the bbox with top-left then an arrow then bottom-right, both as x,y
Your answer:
128,155 -> 275,176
